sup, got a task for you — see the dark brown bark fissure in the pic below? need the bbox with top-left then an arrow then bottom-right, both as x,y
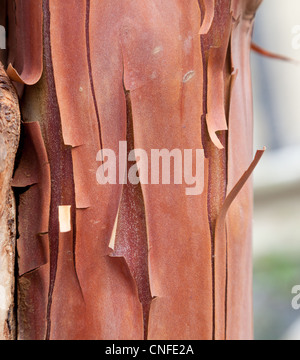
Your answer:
43,0 -> 78,340
223,37 -> 234,341
113,89 -> 152,340
198,0 -> 215,340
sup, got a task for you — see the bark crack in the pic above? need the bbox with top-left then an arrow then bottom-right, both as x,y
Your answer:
86,0 -> 103,152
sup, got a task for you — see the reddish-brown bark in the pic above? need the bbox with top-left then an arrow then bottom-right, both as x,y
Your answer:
0,0 -> 263,340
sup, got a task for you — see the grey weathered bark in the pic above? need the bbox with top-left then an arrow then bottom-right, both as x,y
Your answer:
0,63 -> 20,340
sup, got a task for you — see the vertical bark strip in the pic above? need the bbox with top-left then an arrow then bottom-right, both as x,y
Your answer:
0,64 -> 20,340
199,0 -> 232,339
224,0 -> 264,340
85,0 -> 104,152
0,0 -> 264,340
7,0 -> 43,86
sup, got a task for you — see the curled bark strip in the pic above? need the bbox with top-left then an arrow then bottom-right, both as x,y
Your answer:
12,123 -> 50,340
214,149 -> 265,340
6,0 -> 43,85
0,63 -> 20,340
206,45 -> 229,150
205,7 -> 232,149
225,1 -> 261,340
251,42 -> 300,65
12,122 -> 51,276
199,0 -> 215,35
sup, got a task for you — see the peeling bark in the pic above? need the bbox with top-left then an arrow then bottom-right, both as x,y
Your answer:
1,0 -> 263,340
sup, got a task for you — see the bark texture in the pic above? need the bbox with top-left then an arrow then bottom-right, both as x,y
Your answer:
1,0 -> 263,340
0,63 -> 20,340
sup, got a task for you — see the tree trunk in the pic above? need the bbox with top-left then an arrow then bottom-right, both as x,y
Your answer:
0,0 -> 263,340
0,64 -> 20,340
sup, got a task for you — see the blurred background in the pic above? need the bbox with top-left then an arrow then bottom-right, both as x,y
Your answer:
252,0 -> 300,340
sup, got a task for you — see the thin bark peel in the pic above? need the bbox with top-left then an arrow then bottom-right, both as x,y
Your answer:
7,0 -> 43,86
